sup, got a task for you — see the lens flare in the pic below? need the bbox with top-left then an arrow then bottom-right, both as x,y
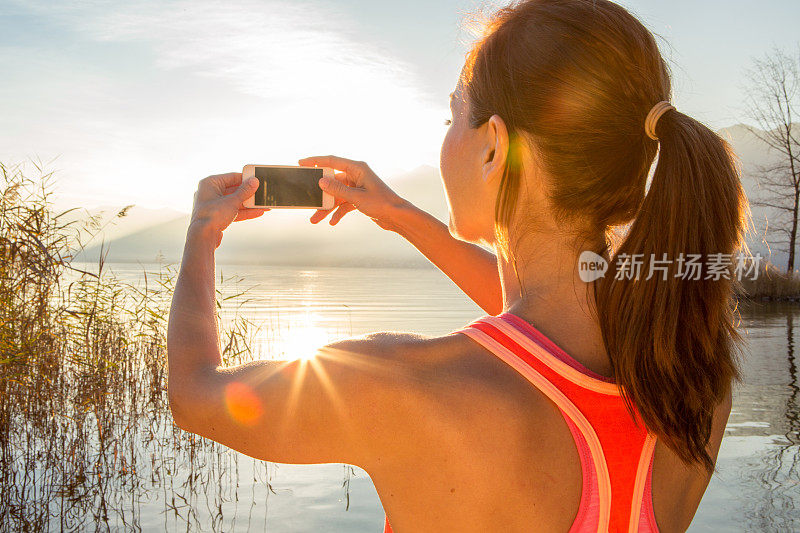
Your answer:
224,382 -> 263,426
279,324 -> 330,361
255,312 -> 333,361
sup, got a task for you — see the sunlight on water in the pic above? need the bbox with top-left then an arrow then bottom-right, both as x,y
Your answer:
255,311 -> 335,361
20,263 -> 797,531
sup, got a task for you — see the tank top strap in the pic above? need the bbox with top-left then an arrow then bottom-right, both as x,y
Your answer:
450,314 -> 659,533
452,318 -> 615,533
464,315 -> 622,395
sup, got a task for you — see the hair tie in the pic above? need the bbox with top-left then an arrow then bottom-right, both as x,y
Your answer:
644,101 -> 675,140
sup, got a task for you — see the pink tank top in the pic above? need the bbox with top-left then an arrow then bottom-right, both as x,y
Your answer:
383,313 -> 659,532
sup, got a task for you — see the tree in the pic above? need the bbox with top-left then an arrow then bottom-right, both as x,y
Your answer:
742,45 -> 800,274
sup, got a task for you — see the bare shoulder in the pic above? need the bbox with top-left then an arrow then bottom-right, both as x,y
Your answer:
323,328 -> 526,451
339,327 -> 543,424
324,328 -> 488,379
319,328 -> 478,400
168,326 -> 518,472
348,329 -> 549,410
319,330 -> 445,382
324,330 -> 437,360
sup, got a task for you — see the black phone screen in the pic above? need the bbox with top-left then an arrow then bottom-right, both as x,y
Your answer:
253,167 -> 324,207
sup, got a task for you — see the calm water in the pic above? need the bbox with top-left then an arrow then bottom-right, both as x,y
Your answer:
70,262 -> 800,531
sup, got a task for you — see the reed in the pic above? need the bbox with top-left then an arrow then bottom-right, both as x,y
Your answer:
8,158 -> 792,529
0,161 -> 355,530
737,260 -> 800,301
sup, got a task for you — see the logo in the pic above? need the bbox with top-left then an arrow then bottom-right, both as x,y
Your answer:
578,251 -> 608,282
576,251 -> 763,282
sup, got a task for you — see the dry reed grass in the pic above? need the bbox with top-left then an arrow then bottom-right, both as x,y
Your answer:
0,161 -> 359,530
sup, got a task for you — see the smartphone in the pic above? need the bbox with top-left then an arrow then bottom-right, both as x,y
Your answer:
242,165 -> 335,209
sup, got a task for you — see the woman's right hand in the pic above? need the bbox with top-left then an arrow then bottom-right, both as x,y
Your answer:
298,155 -> 409,231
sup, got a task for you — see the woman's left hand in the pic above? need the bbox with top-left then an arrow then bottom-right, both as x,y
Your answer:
189,172 -> 269,247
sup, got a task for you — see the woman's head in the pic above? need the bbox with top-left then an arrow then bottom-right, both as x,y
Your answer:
439,76 -> 505,245
440,0 -> 666,251
442,0 -> 748,474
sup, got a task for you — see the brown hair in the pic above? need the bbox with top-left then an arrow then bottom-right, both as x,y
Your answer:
462,0 -> 747,473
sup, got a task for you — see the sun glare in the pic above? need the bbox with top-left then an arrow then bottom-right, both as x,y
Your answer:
258,313 -> 333,361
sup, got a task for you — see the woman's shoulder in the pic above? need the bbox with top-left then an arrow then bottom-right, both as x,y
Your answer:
325,328 -> 477,367
322,330 -> 460,370
323,328 -> 525,408
334,329 -> 546,424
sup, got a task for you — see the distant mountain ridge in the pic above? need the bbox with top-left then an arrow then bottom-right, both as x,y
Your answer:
75,125 -> 789,269
717,123 -> 787,269
75,165 -> 448,267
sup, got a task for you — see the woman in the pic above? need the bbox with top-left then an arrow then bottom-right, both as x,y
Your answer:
167,0 -> 747,531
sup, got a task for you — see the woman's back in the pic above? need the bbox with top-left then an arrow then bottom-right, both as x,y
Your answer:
167,1 -> 745,531
375,312 -> 731,533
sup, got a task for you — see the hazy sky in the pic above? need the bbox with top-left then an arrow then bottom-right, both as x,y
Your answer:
1,0 -> 798,212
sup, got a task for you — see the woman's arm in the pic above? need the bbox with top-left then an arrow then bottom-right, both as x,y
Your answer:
299,155 -> 504,315
168,173 -> 428,469
388,200 -> 503,316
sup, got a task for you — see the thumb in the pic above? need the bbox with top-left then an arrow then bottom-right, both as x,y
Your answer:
319,176 -> 361,205
236,177 -> 259,202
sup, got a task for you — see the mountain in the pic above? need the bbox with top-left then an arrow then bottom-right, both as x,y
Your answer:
59,204 -> 186,243
75,127 -> 793,270
74,165 -> 449,267
717,123 -> 789,270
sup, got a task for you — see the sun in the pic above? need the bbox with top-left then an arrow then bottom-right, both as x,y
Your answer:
257,312 -> 334,361
279,325 -> 331,361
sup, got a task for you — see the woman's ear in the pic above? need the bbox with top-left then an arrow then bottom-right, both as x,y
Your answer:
481,114 -> 509,183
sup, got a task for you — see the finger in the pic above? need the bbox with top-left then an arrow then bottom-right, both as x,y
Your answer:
309,192 -> 348,223
310,208 -> 334,224
333,171 -> 354,187
298,155 -> 366,178
202,172 -> 243,191
329,203 -> 356,225
234,176 -> 260,204
318,175 -> 365,205
234,208 -> 268,222
331,171 -> 364,192
224,180 -> 260,196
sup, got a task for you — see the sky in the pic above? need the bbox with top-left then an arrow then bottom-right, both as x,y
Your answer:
1,0 -> 798,212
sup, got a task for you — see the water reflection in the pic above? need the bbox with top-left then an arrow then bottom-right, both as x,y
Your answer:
252,311 -> 336,361
710,301 -> 800,531
3,264 -> 798,531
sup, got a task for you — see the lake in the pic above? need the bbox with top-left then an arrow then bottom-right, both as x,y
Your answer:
44,262 -> 800,531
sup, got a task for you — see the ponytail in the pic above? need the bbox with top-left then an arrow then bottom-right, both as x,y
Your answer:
461,0 -> 748,474
595,110 -> 747,473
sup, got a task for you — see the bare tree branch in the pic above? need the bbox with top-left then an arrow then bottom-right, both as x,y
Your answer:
742,44 -> 800,273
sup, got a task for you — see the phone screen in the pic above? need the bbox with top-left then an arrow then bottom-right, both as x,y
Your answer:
253,167 -> 324,207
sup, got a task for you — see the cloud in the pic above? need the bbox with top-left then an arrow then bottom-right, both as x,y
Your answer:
66,0 -> 427,104
3,0 -> 449,210
13,0 -> 442,119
